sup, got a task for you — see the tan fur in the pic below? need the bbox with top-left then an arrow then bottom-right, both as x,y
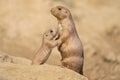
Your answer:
32,29 -> 58,65
51,6 -> 84,74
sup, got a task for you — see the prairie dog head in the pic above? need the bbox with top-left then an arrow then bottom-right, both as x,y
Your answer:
43,29 -> 59,48
43,29 -> 58,40
51,6 -> 71,20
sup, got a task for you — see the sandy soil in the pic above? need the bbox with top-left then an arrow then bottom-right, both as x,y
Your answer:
0,0 -> 120,80
0,54 -> 87,80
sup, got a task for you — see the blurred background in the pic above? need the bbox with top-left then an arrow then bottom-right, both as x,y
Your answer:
0,0 -> 120,80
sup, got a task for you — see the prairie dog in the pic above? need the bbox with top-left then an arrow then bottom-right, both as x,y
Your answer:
51,6 -> 84,74
32,29 -> 59,65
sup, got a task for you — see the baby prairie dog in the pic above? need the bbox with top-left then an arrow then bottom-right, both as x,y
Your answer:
32,29 -> 59,65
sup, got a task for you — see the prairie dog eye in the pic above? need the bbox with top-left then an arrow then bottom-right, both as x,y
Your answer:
58,7 -> 62,10
50,30 -> 53,33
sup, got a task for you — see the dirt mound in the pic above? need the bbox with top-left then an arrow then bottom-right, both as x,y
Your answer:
0,55 -> 87,80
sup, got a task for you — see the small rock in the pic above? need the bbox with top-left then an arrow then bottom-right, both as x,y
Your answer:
0,54 -> 31,65
0,54 -> 13,63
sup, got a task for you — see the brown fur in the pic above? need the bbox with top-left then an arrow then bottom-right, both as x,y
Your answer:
32,29 -> 58,65
51,6 -> 84,74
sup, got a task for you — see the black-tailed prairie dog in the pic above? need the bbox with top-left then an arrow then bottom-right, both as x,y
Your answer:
32,29 -> 58,65
51,6 -> 84,74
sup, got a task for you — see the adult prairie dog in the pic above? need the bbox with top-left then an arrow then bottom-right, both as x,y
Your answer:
51,6 -> 84,74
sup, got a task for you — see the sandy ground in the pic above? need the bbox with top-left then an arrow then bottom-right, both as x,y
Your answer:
0,54 -> 87,80
0,0 -> 120,80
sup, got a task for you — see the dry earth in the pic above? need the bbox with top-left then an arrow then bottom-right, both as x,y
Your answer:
0,0 -> 120,80
0,63 -> 87,80
0,54 -> 87,80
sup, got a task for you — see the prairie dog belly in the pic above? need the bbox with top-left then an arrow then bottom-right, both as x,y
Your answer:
59,38 -> 83,59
